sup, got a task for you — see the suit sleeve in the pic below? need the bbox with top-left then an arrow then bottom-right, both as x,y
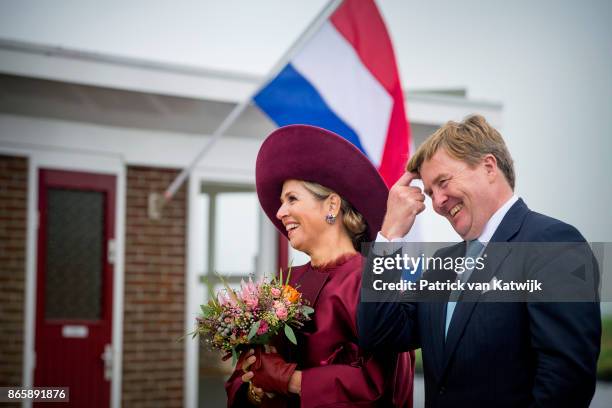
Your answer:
527,222 -> 601,407
357,300 -> 420,351
357,245 -> 432,352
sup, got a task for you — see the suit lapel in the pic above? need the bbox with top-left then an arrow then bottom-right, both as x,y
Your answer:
430,302 -> 448,376
428,243 -> 464,376
488,198 -> 529,244
441,245 -> 512,371
440,199 -> 530,377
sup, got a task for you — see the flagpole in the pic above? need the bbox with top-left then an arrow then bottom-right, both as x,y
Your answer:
159,0 -> 344,207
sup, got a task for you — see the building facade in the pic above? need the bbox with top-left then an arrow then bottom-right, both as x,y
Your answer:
0,39 -> 502,407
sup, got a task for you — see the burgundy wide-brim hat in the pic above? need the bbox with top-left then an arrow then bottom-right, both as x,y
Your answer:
256,124 -> 389,241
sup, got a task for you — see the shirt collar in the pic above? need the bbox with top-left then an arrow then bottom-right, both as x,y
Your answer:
477,195 -> 519,244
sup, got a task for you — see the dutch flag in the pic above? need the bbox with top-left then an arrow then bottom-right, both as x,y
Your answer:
254,0 -> 411,186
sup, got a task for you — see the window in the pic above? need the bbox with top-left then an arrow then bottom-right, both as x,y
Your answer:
197,183 -> 260,406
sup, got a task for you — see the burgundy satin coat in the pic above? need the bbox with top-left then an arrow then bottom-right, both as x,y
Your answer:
226,254 -> 414,407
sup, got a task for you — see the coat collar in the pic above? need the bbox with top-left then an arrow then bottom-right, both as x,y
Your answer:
489,198 -> 528,243
292,254 -> 361,309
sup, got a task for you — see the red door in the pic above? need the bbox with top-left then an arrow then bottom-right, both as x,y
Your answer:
34,169 -> 115,407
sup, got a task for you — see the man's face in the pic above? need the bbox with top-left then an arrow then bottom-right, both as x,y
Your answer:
420,149 -> 496,240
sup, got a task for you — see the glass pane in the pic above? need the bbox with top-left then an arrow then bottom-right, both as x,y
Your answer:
213,192 -> 257,276
212,282 -> 242,301
196,194 -> 210,310
45,188 -> 104,320
196,194 -> 209,278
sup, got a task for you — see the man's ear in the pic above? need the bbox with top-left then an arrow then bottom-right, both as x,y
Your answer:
482,154 -> 498,180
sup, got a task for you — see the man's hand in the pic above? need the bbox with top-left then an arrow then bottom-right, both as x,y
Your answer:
381,172 -> 425,239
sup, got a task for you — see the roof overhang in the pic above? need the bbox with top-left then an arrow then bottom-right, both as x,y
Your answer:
0,38 -> 503,137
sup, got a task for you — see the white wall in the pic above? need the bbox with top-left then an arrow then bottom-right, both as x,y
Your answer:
0,0 -> 610,241
0,114 -> 261,180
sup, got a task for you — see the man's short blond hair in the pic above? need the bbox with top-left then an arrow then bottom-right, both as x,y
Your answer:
406,114 -> 515,189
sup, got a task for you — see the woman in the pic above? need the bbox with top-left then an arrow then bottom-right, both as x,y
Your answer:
225,125 -> 414,407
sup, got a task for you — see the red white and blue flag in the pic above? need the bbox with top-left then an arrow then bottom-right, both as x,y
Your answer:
254,0 -> 410,186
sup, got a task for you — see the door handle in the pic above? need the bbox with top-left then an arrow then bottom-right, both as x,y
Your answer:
100,344 -> 113,381
107,239 -> 116,265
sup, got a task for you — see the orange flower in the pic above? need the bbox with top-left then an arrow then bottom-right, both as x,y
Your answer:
282,285 -> 300,303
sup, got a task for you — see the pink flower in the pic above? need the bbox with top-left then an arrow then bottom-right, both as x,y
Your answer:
271,287 -> 281,298
276,307 -> 288,320
240,278 -> 260,310
245,297 -> 258,309
274,301 -> 288,320
217,291 -> 236,307
257,320 -> 269,335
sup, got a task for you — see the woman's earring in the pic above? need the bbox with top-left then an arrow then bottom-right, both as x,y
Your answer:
325,213 -> 336,225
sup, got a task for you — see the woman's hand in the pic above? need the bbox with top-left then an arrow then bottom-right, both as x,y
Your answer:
266,347 -> 302,395
250,349 -> 297,396
240,349 -> 265,402
288,370 -> 302,395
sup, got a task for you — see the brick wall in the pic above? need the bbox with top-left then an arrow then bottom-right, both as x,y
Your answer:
123,166 -> 186,407
0,155 -> 27,390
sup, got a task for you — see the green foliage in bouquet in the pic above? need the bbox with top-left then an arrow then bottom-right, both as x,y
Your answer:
192,267 -> 313,365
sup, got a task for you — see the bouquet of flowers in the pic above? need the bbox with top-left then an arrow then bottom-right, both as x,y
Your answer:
193,268 -> 313,364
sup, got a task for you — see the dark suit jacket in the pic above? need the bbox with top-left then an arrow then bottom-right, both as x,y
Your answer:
357,199 -> 601,408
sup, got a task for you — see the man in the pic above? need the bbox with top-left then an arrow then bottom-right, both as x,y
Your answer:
357,115 -> 601,407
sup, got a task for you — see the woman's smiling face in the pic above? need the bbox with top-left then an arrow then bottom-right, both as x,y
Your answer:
276,179 -> 329,254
